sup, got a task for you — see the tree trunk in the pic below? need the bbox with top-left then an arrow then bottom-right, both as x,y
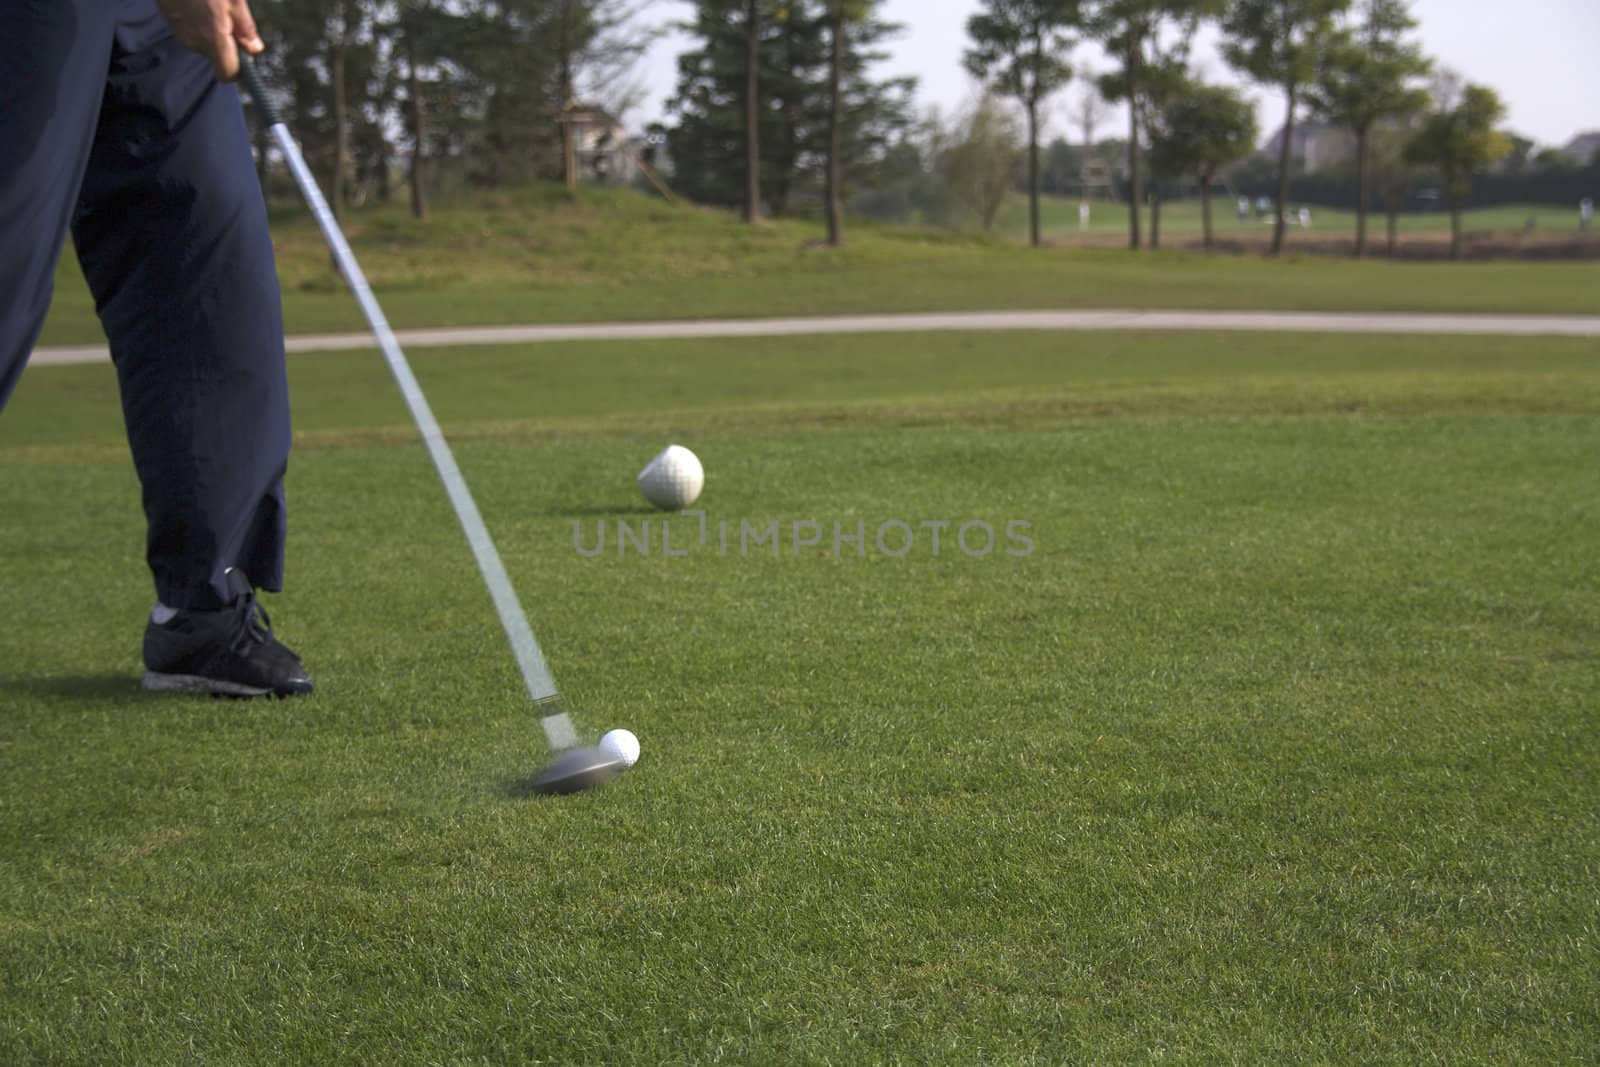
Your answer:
1200,166 -> 1214,250
331,42 -> 348,222
1354,125 -> 1370,257
1027,98 -> 1041,247
406,36 -> 428,220
377,137 -> 392,203
1272,80 -> 1296,255
824,0 -> 843,246
1126,43 -> 1142,250
1150,189 -> 1161,249
1448,164 -> 1461,259
560,0 -> 577,189
562,121 -> 577,189
743,0 -> 762,224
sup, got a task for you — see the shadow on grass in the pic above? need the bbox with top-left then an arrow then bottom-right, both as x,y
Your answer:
499,775 -> 548,800
497,774 -> 621,801
0,673 -> 155,705
537,504 -> 660,518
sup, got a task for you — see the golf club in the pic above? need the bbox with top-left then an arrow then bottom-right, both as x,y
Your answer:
237,53 -> 621,796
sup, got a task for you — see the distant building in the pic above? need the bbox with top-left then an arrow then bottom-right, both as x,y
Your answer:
1560,130 -> 1600,166
1260,121 -> 1355,173
558,101 -> 638,185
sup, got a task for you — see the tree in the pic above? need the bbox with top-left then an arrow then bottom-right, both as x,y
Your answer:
1222,0 -> 1350,255
942,95 -> 1026,229
742,0 -> 763,221
1040,135 -> 1077,193
1088,0 -> 1222,250
396,3 -> 429,218
822,1 -> 895,246
1147,80 -> 1258,249
254,0 -> 362,211
1404,82 -> 1511,259
667,1 -> 912,219
1366,116 -> 1412,255
404,2 -> 568,189
813,5 -> 915,225
381,0 -> 519,216
1306,0 -> 1429,256
552,1 -> 659,188
824,0 -> 847,242
849,108 -> 963,225
1532,146 -> 1582,173
964,0 -> 1082,247
1073,81 -> 1105,153
1496,131 -> 1536,175
250,0 -> 656,216
666,2 -> 784,218
328,1 -> 361,219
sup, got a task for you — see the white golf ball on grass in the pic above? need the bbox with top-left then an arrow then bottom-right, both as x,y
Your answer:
599,729 -> 640,768
638,445 -> 704,510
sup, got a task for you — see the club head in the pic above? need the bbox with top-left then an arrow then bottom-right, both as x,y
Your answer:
527,745 -> 627,796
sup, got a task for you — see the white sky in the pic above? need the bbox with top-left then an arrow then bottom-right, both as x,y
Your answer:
629,0 -> 1600,150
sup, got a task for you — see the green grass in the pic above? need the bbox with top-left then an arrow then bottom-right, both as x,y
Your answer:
3,329 -> 1598,1062
33,184 -> 1600,345
8,331 -> 1600,450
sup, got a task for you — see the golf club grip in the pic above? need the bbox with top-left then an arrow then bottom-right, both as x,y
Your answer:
236,53 -> 282,128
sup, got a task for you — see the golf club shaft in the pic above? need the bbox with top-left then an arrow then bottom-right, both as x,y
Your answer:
238,56 -> 577,751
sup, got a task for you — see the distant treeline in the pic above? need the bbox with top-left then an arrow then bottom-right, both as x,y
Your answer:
249,0 -> 1597,257
1015,136 -> 1600,211
250,0 -> 658,217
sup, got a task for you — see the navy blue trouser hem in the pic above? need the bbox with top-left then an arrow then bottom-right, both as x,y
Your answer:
1,0 -> 291,612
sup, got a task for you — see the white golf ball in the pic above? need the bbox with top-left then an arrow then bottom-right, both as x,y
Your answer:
599,728 -> 640,768
638,444 -> 704,510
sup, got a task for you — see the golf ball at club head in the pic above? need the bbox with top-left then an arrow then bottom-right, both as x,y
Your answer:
599,729 -> 641,768
638,445 -> 704,510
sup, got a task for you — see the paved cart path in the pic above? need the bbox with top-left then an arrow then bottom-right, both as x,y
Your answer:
29,309 -> 1600,366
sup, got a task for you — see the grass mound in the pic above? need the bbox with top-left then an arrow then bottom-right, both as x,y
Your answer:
33,183 -> 1600,346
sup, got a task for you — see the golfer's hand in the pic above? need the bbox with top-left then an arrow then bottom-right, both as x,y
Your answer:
157,0 -> 264,82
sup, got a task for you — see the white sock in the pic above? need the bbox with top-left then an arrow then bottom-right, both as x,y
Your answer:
150,603 -> 179,625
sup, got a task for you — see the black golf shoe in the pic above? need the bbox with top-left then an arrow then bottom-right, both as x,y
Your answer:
142,570 -> 314,698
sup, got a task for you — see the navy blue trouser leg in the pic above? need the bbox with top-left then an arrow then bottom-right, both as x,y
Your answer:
0,2 -> 113,409
2,1 -> 291,612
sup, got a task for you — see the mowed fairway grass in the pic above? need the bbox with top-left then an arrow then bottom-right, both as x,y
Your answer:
3,330 -> 1598,1062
